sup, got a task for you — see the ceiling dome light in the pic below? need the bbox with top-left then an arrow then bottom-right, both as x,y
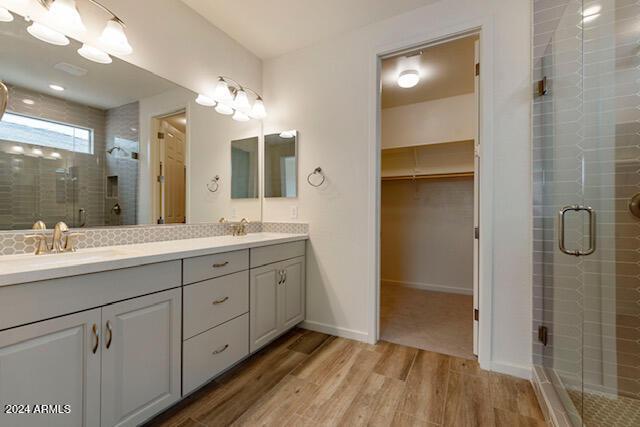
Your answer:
27,22 -> 70,46
213,78 -> 233,103
196,94 -> 216,107
78,44 -> 112,64
0,7 -> 14,22
49,84 -> 64,91
215,103 -> 234,115
233,89 -> 251,114
250,98 -> 267,119
232,110 -> 250,122
397,70 -> 420,88
99,19 -> 132,55
48,0 -> 86,35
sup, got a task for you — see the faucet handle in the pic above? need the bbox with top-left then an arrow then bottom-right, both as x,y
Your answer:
32,220 -> 47,231
64,232 -> 84,252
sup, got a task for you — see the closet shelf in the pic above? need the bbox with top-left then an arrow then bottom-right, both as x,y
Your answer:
381,171 -> 473,181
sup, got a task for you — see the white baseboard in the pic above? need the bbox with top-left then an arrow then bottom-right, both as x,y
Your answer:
381,279 -> 473,296
491,360 -> 532,379
299,320 -> 369,342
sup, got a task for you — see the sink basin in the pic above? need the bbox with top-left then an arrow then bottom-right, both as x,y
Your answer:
0,248 -> 128,270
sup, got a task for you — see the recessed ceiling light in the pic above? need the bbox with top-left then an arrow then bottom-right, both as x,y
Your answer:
49,84 -> 65,92
397,70 -> 420,88
22,99 -> 35,105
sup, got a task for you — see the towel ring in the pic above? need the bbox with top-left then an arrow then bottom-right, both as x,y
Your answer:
207,175 -> 220,193
307,167 -> 325,187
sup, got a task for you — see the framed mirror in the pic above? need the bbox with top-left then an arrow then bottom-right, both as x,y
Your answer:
264,131 -> 297,198
231,136 -> 259,199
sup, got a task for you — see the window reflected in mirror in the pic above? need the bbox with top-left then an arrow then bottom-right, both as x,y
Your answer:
264,131 -> 297,198
231,136 -> 259,199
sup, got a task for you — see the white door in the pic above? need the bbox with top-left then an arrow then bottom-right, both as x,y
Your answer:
250,264 -> 280,352
280,256 -> 305,330
100,289 -> 181,427
0,309 -> 101,427
472,39 -> 480,357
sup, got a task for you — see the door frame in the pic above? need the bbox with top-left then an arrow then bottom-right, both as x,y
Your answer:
369,20 -> 495,370
151,109 -> 188,224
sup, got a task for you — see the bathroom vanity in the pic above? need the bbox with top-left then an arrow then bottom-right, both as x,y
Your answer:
0,232 -> 307,427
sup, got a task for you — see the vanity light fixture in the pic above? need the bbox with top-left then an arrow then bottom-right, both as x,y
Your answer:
27,21 -> 70,45
78,43 -> 112,64
215,103 -> 234,115
47,0 -> 86,35
0,7 -> 14,22
195,94 -> 216,107
198,76 -> 267,121
49,84 -> 65,91
11,145 -> 24,153
33,0 -> 132,55
51,152 -> 61,158
397,70 -> 420,88
32,148 -> 44,156
232,110 -> 250,122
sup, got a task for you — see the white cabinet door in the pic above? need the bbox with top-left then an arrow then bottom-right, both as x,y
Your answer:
250,265 -> 280,352
100,289 -> 181,427
0,309 -> 101,427
280,256 -> 305,330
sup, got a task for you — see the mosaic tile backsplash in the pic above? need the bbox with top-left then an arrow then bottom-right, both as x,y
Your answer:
0,222 -> 309,256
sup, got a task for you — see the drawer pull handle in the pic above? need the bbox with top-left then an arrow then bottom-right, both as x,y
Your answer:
91,324 -> 99,354
212,344 -> 229,355
212,261 -> 229,268
212,296 -> 229,305
105,321 -> 113,349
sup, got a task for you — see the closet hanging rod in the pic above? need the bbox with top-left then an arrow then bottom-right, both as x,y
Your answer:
381,172 -> 474,181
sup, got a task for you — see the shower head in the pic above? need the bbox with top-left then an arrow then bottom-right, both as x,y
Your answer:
106,146 -> 127,155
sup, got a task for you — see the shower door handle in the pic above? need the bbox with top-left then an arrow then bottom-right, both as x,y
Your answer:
558,205 -> 596,256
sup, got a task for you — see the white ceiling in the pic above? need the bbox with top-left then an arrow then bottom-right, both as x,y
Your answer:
381,35 -> 478,109
0,17 -> 179,110
181,0 -> 440,59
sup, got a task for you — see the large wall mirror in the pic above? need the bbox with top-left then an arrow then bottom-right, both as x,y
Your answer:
0,15 -> 261,230
264,131 -> 297,198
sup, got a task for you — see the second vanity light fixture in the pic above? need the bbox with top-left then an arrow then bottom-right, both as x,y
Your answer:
21,0 -> 132,63
196,76 -> 267,121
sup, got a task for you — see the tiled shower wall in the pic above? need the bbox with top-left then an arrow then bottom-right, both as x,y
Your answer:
0,222 -> 309,256
533,0 -> 640,409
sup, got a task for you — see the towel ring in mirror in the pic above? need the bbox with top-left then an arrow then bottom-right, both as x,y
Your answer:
307,167 -> 325,187
207,175 -> 220,193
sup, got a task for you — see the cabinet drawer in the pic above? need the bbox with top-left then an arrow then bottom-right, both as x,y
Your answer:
183,250 -> 249,285
183,314 -> 249,395
183,271 -> 249,339
250,241 -> 306,268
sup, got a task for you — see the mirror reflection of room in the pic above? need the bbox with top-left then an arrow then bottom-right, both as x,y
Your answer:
264,131 -> 297,198
380,34 -> 479,360
231,136 -> 259,199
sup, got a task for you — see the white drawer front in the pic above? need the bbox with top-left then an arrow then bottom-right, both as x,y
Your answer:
182,314 -> 249,395
183,271 -> 249,339
183,250 -> 249,285
250,241 -> 306,268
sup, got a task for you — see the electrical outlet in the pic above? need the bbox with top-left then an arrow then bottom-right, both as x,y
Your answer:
290,206 -> 298,219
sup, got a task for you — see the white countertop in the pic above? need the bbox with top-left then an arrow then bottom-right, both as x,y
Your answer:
0,232 -> 308,287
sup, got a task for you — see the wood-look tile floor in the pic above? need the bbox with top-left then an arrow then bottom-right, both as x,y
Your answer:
145,328 -> 547,427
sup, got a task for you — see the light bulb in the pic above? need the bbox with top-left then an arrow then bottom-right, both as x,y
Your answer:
78,44 -> 112,64
397,70 -> 420,88
99,19 -> 132,55
0,7 -> 13,22
250,98 -> 267,119
213,78 -> 233,103
233,89 -> 251,113
48,0 -> 85,34
232,110 -> 250,122
196,94 -> 216,107
27,22 -> 70,46
215,103 -> 234,115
